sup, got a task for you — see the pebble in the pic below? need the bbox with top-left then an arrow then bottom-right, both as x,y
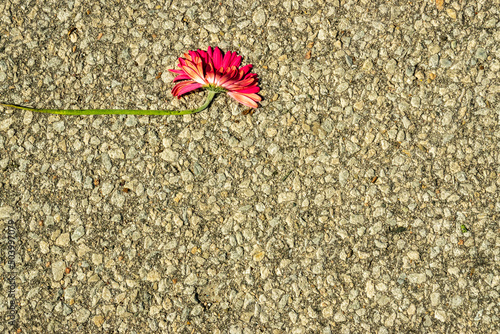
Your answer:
440,59 -> 452,68
147,270 -> 161,282
253,251 -> 265,261
450,295 -> 463,308
475,48 -> 487,61
101,153 -> 112,171
405,66 -> 415,77
253,9 -> 267,27
76,308 -> 91,323
184,273 -> 198,285
92,315 -> 105,327
334,312 -> 346,322
71,226 -> 85,241
385,59 -> 397,74
345,140 -> 360,154
366,280 -> 375,299
411,96 -> 421,107
52,260 -> 66,281
430,292 -> 440,306
52,121 -> 65,133
101,182 -> 114,196
429,54 -> 440,68
407,273 -> 426,284
336,82 -> 349,93
135,53 -> 147,66
362,59 -> 373,72
63,304 -> 72,316
55,233 -> 70,247
435,310 -> 447,322
446,8 -> 457,20
111,191 -> 125,207
160,149 -> 178,162
81,73 -> 93,85
92,253 -> 103,265
0,206 -> 13,219
71,170 -> 82,183
339,169 -> 349,186
267,143 -> 280,155
204,24 -> 219,33
277,192 -> 296,203
407,251 -> 420,260
40,241 -> 50,254
125,115 -> 137,127
345,54 -> 353,67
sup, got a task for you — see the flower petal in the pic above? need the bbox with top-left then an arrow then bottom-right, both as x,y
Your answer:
238,64 -> 253,77
227,91 -> 261,108
224,77 -> 258,91
222,51 -> 238,69
171,81 -> 202,97
229,55 -> 242,67
212,47 -> 223,69
169,69 -> 186,74
231,86 -> 260,94
172,74 -> 192,82
207,63 -> 219,84
197,48 -> 208,62
189,50 -> 200,63
180,59 -> 206,84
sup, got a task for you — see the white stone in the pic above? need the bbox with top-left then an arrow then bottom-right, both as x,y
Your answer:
160,149 -> 178,162
334,311 -> 346,322
435,310 -> 447,322
407,273 -> 426,284
407,251 -> 420,260
252,9 -> 267,27
52,260 -> 66,281
278,192 -> 296,203
0,206 -> 13,219
366,280 -> 375,298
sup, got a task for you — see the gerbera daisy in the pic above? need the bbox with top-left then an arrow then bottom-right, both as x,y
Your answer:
169,46 -> 262,109
2,47 -> 260,116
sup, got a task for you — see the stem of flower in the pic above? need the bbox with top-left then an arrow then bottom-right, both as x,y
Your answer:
1,91 -> 218,116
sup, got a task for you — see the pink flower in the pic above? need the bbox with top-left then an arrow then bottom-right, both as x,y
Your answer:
169,47 -> 261,109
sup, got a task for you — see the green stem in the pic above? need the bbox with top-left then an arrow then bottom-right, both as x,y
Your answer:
1,91 -> 217,116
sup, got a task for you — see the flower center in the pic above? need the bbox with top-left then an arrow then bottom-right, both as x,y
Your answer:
203,84 -> 226,93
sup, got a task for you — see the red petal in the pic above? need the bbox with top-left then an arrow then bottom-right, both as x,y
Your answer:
230,55 -> 242,67
232,86 -> 260,94
222,51 -> 235,69
173,74 -> 191,82
212,47 -> 223,69
227,92 -> 261,108
197,48 -> 208,63
180,59 -> 206,84
189,50 -> 201,63
171,81 -> 202,97
204,63 -> 216,84
215,67 -> 239,87
239,64 -> 253,76
169,69 -> 186,74
224,77 -> 258,91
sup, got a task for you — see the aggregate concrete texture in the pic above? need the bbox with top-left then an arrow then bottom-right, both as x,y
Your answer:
1,0 -> 499,333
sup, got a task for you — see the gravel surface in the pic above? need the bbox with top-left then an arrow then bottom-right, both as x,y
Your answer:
1,0 -> 499,333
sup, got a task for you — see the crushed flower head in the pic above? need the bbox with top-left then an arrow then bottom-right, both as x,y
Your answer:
169,46 -> 262,109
